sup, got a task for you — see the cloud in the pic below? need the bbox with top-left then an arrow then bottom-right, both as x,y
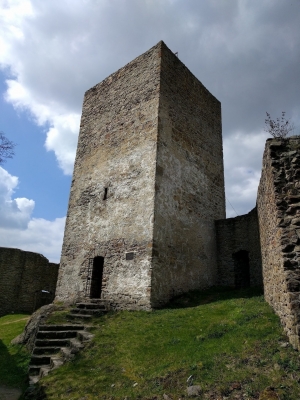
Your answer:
0,167 -> 64,262
45,114 -> 80,174
1,0 -> 300,211
0,166 -> 34,228
4,76 -> 80,174
0,216 -> 65,263
223,131 -> 269,217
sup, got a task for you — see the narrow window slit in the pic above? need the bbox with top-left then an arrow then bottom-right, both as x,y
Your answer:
103,187 -> 108,200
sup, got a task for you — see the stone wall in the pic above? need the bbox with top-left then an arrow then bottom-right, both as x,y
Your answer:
0,247 -> 59,316
56,42 -> 162,309
215,208 -> 262,288
257,137 -> 300,350
151,43 -> 225,306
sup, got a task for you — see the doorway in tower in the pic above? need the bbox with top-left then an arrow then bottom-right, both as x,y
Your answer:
232,250 -> 250,289
88,256 -> 104,298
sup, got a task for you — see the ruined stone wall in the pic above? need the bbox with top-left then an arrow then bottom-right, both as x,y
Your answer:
151,43 -> 225,306
215,208 -> 262,288
0,247 -> 58,316
257,137 -> 300,349
56,43 -> 162,309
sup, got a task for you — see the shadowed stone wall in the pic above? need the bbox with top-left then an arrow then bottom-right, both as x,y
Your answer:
151,43 -> 225,306
56,41 -> 225,309
215,208 -> 262,288
257,137 -> 300,350
0,247 -> 58,316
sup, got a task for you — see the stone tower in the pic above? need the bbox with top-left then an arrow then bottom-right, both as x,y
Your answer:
55,41 -> 225,309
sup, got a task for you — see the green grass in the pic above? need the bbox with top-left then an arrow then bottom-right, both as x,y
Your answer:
0,314 -> 30,390
45,308 -> 71,325
36,287 -> 300,399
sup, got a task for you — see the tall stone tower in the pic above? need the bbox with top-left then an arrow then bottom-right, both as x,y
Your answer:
55,41 -> 225,309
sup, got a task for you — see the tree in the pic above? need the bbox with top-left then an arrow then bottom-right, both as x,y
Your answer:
0,132 -> 16,165
264,111 -> 294,139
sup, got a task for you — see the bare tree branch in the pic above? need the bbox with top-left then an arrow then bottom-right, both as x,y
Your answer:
264,111 -> 294,139
0,132 -> 16,165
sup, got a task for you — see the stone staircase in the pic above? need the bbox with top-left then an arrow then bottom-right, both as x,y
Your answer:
28,324 -> 92,384
67,299 -> 111,321
28,299 -> 111,385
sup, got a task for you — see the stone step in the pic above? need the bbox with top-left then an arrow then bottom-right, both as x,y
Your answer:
28,362 -> 52,381
89,298 -> 111,304
33,346 -> 61,355
70,308 -> 106,315
50,356 -> 64,370
76,303 -> 107,310
67,313 -> 92,320
69,337 -> 85,350
28,366 -> 41,376
30,355 -> 51,366
29,374 -> 41,385
77,330 -> 94,342
60,346 -> 75,362
36,330 -> 78,339
39,324 -> 84,331
35,338 -> 71,347
28,339 -> 85,383
28,317 -> 95,383
39,365 -> 51,378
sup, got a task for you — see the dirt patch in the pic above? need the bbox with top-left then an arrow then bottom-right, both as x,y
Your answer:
0,386 -> 22,400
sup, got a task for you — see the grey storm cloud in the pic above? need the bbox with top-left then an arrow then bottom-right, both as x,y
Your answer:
8,0 -> 300,125
1,0 -> 300,215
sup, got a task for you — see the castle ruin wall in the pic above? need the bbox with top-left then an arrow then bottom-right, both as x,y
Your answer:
215,208 -> 262,288
0,247 -> 58,316
257,138 -> 300,350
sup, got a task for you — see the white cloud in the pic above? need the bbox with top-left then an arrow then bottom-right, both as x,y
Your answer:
0,216 -> 65,263
0,166 -> 34,228
223,131 -> 268,217
0,167 -> 64,262
4,77 -> 80,174
45,114 -> 80,174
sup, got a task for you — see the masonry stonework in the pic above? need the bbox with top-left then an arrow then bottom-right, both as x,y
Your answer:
257,138 -> 300,350
151,44 -> 225,305
55,42 -> 161,310
0,247 -> 59,316
55,41 -> 225,309
216,208 -> 262,288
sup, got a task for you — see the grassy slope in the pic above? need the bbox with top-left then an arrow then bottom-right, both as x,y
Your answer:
0,314 -> 30,391
40,288 -> 300,400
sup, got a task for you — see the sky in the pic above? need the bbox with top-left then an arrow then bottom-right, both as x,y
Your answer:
0,0 -> 300,263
